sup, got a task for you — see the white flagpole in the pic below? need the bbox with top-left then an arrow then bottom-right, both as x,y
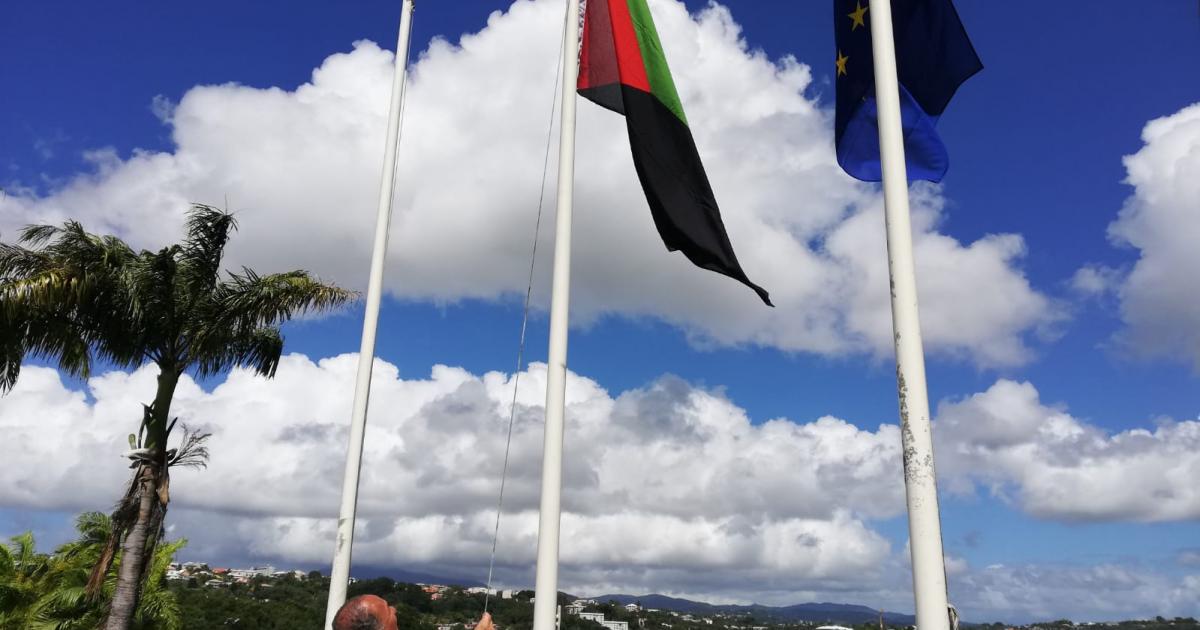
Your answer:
324,1 -> 416,627
532,1 -> 580,629
865,1 -> 951,629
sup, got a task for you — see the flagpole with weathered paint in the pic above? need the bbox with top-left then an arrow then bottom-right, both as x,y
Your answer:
324,1 -> 416,627
866,0 -> 951,628
531,1 -> 580,629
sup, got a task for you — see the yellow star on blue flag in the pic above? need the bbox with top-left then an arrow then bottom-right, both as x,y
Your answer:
834,0 -> 983,182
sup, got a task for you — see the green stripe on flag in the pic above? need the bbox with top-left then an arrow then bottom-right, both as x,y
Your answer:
625,0 -> 688,125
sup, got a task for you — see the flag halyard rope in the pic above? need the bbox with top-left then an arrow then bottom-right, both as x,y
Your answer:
482,3 -> 569,614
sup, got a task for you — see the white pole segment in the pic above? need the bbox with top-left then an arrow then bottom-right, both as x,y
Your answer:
866,1 -> 950,629
324,1 -> 416,627
532,2 -> 580,630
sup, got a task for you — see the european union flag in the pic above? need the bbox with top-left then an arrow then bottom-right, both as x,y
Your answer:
834,0 -> 982,182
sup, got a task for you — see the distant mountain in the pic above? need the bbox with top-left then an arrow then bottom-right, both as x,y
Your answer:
351,565 -> 485,588
587,594 -> 916,626
587,594 -> 717,614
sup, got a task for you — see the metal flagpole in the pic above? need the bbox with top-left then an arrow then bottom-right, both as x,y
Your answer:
324,1 -> 416,627
865,1 -> 951,629
532,1 -> 580,629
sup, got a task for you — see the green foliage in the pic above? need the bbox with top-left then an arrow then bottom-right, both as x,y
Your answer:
174,574 -> 330,630
171,574 -> 436,630
0,512 -> 182,630
1,203 -> 356,392
1064,619 -> 1200,630
0,532 -> 49,628
169,581 -> 576,630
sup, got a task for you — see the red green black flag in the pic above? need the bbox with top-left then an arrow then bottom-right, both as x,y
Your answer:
578,0 -> 772,306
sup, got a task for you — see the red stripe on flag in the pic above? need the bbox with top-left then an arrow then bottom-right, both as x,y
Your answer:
609,0 -> 652,91
579,0 -> 651,92
579,0 -> 616,90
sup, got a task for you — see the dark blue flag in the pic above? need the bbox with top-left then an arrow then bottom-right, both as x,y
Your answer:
834,0 -> 982,182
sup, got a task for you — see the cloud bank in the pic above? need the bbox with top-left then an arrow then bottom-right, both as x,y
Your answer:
2,356 -> 1196,620
0,0 -> 1057,368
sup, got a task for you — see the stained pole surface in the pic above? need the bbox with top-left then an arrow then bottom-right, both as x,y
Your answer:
867,0 -> 951,628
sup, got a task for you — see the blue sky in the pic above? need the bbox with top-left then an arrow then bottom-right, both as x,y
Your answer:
2,0 -> 1199,623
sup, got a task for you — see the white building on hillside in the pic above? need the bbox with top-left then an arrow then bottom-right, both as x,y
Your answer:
601,622 -> 629,630
230,566 -> 276,579
271,570 -> 306,579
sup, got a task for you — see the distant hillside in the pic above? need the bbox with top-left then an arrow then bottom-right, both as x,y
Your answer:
586,594 -> 715,614
588,594 -> 916,626
352,566 -> 485,588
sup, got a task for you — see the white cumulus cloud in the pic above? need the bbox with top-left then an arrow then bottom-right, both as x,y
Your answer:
1106,102 -> 1200,368
935,379 -> 1200,522
0,0 -> 1057,368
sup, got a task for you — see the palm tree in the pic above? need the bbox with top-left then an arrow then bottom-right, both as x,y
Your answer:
0,204 -> 356,629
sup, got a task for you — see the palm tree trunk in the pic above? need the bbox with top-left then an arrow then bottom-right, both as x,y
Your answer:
103,465 -> 158,630
100,366 -> 180,630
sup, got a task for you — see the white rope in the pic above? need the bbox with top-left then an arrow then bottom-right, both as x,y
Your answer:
482,3 -> 569,614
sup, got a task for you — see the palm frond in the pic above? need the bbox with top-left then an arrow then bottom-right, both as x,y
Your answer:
37,221 -> 136,271
12,532 -> 38,566
183,269 -> 353,377
16,224 -> 63,247
189,325 -> 284,379
135,587 -> 181,630
168,427 -> 211,469
213,268 -> 357,330
0,303 -> 92,390
29,585 -> 91,627
0,220 -> 147,391
0,335 -> 24,395
147,539 -> 185,584
0,541 -> 15,577
125,247 -> 181,360
177,204 -> 237,300
67,513 -> 111,552
0,242 -> 52,279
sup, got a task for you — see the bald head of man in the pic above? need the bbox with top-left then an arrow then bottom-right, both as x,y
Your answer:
332,594 -> 399,630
